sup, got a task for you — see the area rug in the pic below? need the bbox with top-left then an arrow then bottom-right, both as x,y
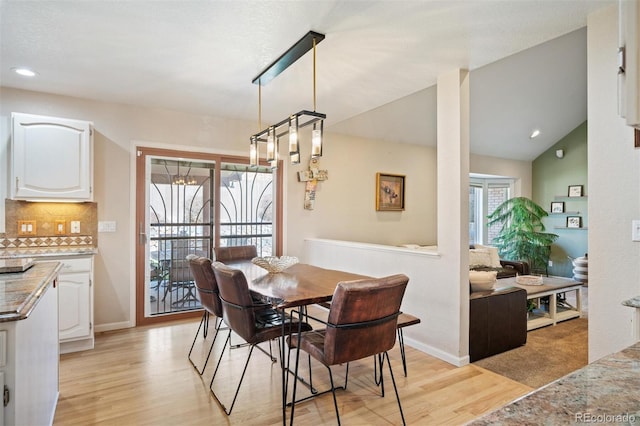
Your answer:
473,317 -> 588,389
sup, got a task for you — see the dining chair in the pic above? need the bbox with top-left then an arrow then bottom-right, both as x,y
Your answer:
187,255 -> 223,375
214,245 -> 257,263
209,261 -> 312,415
318,301 -> 421,378
288,273 -> 409,426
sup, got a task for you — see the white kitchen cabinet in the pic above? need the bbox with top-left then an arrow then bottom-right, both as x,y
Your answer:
52,256 -> 94,353
11,112 -> 93,200
1,271 -> 59,426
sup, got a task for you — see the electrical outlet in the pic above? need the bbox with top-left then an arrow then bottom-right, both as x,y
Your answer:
55,220 -> 66,235
70,221 -> 81,234
17,220 -> 36,235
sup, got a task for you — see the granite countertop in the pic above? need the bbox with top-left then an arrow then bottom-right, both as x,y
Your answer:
469,342 -> 640,425
0,261 -> 62,322
622,296 -> 640,309
0,246 -> 97,259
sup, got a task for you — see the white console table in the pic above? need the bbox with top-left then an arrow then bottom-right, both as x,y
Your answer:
499,276 -> 583,331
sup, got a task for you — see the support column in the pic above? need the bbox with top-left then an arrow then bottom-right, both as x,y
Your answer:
437,69 -> 470,359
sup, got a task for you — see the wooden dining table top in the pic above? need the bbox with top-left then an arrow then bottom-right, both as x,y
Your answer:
226,261 -> 371,309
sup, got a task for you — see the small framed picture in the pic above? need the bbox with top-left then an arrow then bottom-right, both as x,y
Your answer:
567,216 -> 582,228
376,173 -> 405,211
568,185 -> 584,197
551,201 -> 565,213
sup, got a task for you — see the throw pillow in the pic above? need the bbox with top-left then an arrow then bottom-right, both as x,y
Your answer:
469,249 -> 492,268
475,244 -> 502,268
469,270 -> 497,292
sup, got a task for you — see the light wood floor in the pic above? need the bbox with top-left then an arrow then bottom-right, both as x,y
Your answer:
53,315 -> 531,425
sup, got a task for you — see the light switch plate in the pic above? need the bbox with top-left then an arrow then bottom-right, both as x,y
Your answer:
98,221 -> 117,233
632,220 -> 640,242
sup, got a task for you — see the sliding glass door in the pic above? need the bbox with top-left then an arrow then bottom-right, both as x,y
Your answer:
135,147 -> 282,325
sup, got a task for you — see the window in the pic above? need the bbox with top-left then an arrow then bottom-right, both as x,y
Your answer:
469,177 -> 514,245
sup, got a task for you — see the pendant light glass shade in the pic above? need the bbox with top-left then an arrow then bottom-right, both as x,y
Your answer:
290,151 -> 300,165
311,120 -> 323,157
288,115 -> 299,154
249,137 -> 258,167
266,126 -> 276,162
270,137 -> 279,168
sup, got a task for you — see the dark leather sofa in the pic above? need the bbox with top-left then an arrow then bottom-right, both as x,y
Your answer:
469,286 -> 527,362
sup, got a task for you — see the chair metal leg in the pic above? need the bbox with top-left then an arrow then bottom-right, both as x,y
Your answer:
203,311 -> 209,339
209,331 -> 257,416
327,366 -> 342,426
374,353 -> 384,386
384,351 -> 406,426
398,328 -> 408,377
230,338 -> 276,362
377,353 -> 385,396
188,312 -> 221,375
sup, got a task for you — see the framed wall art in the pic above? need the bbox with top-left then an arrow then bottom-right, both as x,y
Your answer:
568,185 -> 584,197
376,173 -> 405,211
551,201 -> 565,213
567,216 -> 582,228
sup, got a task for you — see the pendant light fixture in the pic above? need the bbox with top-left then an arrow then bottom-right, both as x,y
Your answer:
249,31 -> 326,168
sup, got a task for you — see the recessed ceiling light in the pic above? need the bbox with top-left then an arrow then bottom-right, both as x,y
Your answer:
12,67 -> 37,77
530,129 -> 541,139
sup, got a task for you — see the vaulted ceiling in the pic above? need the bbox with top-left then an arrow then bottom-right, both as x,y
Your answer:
0,0 -> 614,160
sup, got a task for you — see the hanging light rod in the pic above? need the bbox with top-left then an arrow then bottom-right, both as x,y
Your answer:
252,31 -> 325,86
251,110 -> 325,142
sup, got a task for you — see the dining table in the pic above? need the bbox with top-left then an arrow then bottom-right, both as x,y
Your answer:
226,261 -> 372,425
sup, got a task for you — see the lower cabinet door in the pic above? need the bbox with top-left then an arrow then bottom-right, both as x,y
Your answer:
58,271 -> 91,340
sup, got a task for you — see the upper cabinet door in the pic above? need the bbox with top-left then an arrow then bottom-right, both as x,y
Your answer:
11,112 -> 93,200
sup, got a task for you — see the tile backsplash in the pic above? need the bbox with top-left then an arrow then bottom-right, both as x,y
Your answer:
2,199 -> 97,246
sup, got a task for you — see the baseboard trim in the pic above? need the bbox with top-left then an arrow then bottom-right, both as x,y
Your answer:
403,335 -> 469,367
95,320 -> 134,333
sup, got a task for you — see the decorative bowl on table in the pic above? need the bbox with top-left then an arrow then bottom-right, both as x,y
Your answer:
516,275 -> 544,286
469,270 -> 497,292
251,256 -> 299,273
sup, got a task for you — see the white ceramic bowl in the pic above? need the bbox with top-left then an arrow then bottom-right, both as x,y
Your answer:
251,256 -> 299,273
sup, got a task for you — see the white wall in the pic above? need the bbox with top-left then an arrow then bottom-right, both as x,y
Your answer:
285,133 -> 437,257
470,153 -> 532,198
587,6 -> 640,361
0,87 -> 440,331
304,239 -> 469,364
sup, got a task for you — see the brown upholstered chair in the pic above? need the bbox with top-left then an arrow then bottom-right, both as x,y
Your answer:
187,255 -> 223,375
209,262 -> 312,415
214,245 -> 257,263
317,301 -> 421,378
288,274 -> 409,425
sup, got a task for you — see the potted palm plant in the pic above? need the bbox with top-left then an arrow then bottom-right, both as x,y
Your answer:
486,197 -> 558,274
